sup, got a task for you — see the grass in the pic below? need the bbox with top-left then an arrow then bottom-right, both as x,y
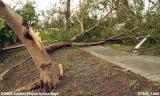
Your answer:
15,50 -> 28,57
64,63 -> 75,72
155,81 -> 160,90
108,44 -> 134,52
15,80 -> 22,88
0,63 -> 5,70
128,80 -> 140,89
108,44 -> 159,53
86,90 -> 97,96
0,63 -> 7,73
0,82 -> 5,91
95,63 -> 101,71
61,87 -> 72,96
108,44 -> 160,56
39,29 -> 79,44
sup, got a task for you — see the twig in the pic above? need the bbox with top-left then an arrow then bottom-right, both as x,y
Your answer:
0,56 -> 31,81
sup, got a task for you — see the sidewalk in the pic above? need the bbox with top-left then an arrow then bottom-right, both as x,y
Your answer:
82,46 -> 160,81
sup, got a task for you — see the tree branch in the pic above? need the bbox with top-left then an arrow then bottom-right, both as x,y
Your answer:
71,1 -> 122,42
0,57 -> 31,81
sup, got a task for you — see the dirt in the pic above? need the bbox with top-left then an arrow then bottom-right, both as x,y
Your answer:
0,47 -> 159,96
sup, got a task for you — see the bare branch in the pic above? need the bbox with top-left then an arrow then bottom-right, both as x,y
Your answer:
71,1 -> 122,41
0,57 -> 31,81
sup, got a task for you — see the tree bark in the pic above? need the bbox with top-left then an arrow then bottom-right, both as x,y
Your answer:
64,0 -> 71,32
0,1 -> 59,91
76,13 -> 84,33
158,0 -> 160,15
45,33 -> 125,53
71,1 -> 122,42
44,1 -> 122,52
76,0 -> 86,33
0,1 -> 122,55
46,41 -> 72,52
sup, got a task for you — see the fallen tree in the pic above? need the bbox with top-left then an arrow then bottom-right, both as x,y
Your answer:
0,32 -> 124,85
70,2 -> 121,42
1,1 -> 122,53
46,41 -> 72,53
0,0 -> 122,92
45,1 -> 122,53
45,33 -> 125,52
72,38 -> 123,47
0,1 -> 62,92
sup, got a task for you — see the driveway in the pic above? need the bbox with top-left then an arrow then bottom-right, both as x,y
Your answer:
82,46 -> 160,81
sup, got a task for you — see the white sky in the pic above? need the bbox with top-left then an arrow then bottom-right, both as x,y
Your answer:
2,0 -> 157,15
3,0 -> 155,11
3,0 -> 79,12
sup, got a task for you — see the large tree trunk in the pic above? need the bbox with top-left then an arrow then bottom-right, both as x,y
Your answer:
0,1 -> 122,55
45,33 -> 125,53
76,0 -> 85,33
46,41 -> 71,52
76,13 -> 84,33
0,1 -> 59,91
64,0 -> 71,32
158,0 -> 160,15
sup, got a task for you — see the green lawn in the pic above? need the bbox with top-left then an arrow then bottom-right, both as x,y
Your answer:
108,44 -> 134,52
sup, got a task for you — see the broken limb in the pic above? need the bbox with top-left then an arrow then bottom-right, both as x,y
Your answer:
45,33 -> 125,53
70,1 -> 122,42
0,57 -> 31,81
0,1 -> 61,92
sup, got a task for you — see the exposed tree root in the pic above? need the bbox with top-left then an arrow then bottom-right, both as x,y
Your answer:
15,79 -> 58,92
15,79 -> 40,92
15,64 -> 63,92
0,57 -> 31,81
0,1 -> 60,92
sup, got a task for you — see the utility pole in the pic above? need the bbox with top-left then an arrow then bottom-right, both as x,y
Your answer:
133,35 -> 150,55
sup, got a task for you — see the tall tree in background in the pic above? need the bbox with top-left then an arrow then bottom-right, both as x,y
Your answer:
64,0 -> 71,32
0,19 -> 18,50
158,0 -> 160,15
76,0 -> 97,33
40,4 -> 58,29
76,0 -> 86,33
16,1 -> 38,27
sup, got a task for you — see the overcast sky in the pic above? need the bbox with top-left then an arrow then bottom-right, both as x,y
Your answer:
3,0 -> 156,13
3,0 -> 79,12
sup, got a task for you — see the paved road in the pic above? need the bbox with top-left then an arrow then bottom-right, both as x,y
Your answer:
82,46 -> 160,81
